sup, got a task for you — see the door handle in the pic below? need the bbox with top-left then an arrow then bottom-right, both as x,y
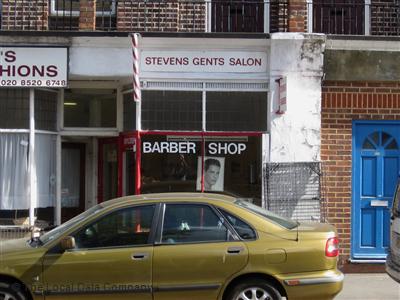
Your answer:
227,246 -> 244,254
131,253 -> 149,260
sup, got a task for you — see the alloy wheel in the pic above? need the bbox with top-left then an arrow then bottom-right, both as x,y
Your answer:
235,287 -> 274,300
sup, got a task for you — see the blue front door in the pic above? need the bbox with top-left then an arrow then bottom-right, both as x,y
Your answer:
352,122 -> 400,259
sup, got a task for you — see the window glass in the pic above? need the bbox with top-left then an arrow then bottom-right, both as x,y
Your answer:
141,135 -> 200,194
123,92 -> 136,131
0,89 -> 29,129
220,209 -> 256,240
206,92 -> 267,131
35,90 -> 58,131
234,199 -> 298,230
162,204 -> 229,243
202,136 -> 262,206
74,205 -> 155,249
142,91 -> 202,131
63,89 -> 116,128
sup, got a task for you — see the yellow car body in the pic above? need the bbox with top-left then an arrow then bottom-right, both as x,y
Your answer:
0,193 -> 343,300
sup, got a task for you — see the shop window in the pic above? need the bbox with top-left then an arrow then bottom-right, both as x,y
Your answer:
140,134 -> 262,205
161,204 -> 229,244
35,90 -> 58,132
0,89 -> 29,129
0,133 -> 29,210
141,135 -> 200,194
63,89 -> 117,128
35,133 -> 57,225
123,92 -> 136,132
206,92 -> 267,131
142,91 -> 202,131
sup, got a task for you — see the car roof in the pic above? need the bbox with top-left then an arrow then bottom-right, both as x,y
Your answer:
101,192 -> 237,209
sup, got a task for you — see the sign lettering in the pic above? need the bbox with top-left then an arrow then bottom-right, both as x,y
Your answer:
0,47 -> 68,87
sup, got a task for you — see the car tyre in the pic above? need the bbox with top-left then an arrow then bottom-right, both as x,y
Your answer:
227,279 -> 282,300
0,282 -> 28,300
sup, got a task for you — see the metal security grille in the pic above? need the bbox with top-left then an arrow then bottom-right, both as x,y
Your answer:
264,162 -> 326,222
0,226 -> 31,241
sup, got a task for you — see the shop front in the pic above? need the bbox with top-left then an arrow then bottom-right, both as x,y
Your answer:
104,85 -> 269,206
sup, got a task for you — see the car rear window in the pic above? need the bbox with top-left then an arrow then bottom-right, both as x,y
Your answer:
234,199 -> 298,230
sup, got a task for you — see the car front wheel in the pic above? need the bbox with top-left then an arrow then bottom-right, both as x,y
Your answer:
0,282 -> 28,300
227,279 -> 282,300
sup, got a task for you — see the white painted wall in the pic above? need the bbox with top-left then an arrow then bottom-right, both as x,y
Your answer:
269,33 -> 325,162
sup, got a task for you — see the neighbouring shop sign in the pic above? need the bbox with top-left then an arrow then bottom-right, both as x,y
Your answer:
0,47 -> 68,87
143,141 -> 247,155
141,51 -> 268,73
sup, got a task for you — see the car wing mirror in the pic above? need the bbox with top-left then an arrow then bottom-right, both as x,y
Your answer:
60,236 -> 76,251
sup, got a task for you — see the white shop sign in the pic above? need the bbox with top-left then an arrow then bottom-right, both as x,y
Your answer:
0,47 -> 68,87
141,51 -> 268,73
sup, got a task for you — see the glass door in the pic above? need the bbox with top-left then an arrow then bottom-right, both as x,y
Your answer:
98,138 -> 119,202
61,143 -> 85,222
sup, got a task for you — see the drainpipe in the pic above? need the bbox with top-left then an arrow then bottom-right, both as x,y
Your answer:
365,0 -> 371,35
29,88 -> 37,227
264,0 -> 270,33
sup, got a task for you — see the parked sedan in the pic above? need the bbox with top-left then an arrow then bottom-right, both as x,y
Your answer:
0,193 -> 343,300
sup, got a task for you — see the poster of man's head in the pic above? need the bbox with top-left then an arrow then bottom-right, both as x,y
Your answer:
196,157 -> 225,192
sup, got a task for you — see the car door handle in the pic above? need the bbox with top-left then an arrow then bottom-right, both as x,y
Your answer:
131,253 -> 149,260
227,246 -> 244,254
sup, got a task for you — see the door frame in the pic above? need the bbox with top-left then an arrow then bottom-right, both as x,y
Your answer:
351,120 -> 400,259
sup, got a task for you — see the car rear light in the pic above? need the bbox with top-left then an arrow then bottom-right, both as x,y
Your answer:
325,237 -> 339,257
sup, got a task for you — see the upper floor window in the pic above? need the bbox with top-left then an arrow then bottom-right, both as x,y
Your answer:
50,0 -> 116,17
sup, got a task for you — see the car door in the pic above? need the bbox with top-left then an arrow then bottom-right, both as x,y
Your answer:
153,203 -> 248,300
41,204 -> 156,300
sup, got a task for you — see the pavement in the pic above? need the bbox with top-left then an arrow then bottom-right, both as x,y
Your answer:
335,273 -> 400,300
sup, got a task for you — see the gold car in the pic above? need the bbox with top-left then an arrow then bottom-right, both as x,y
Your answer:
0,193 -> 343,300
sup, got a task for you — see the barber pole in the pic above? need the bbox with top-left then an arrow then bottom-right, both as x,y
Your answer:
276,76 -> 287,114
131,33 -> 141,102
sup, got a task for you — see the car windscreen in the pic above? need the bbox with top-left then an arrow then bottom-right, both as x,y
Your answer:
234,199 -> 298,230
394,181 -> 400,217
39,204 -> 105,245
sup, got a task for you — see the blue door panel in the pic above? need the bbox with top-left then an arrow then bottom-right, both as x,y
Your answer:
352,122 -> 400,259
361,157 -> 377,197
383,157 -> 398,197
361,208 -> 376,247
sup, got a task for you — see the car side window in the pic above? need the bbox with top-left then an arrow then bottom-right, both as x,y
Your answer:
161,204 -> 230,244
220,209 -> 257,240
73,205 -> 155,249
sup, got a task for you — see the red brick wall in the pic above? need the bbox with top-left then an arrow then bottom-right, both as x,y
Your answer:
321,81 -> 400,265
1,0 -> 48,30
288,0 -> 307,32
116,0 -> 205,32
79,0 -> 96,31
371,0 -> 400,36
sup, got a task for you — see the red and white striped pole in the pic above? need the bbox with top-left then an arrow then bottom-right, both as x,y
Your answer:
131,33 -> 142,194
131,33 -> 141,102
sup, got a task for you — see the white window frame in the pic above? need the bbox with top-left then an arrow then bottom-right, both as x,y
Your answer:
50,0 -> 116,17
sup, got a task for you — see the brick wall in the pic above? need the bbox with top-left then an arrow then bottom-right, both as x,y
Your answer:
79,0 -> 96,31
288,0 -> 307,32
1,0 -> 48,30
371,0 -> 400,36
321,81 -> 400,265
116,0 -> 205,32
